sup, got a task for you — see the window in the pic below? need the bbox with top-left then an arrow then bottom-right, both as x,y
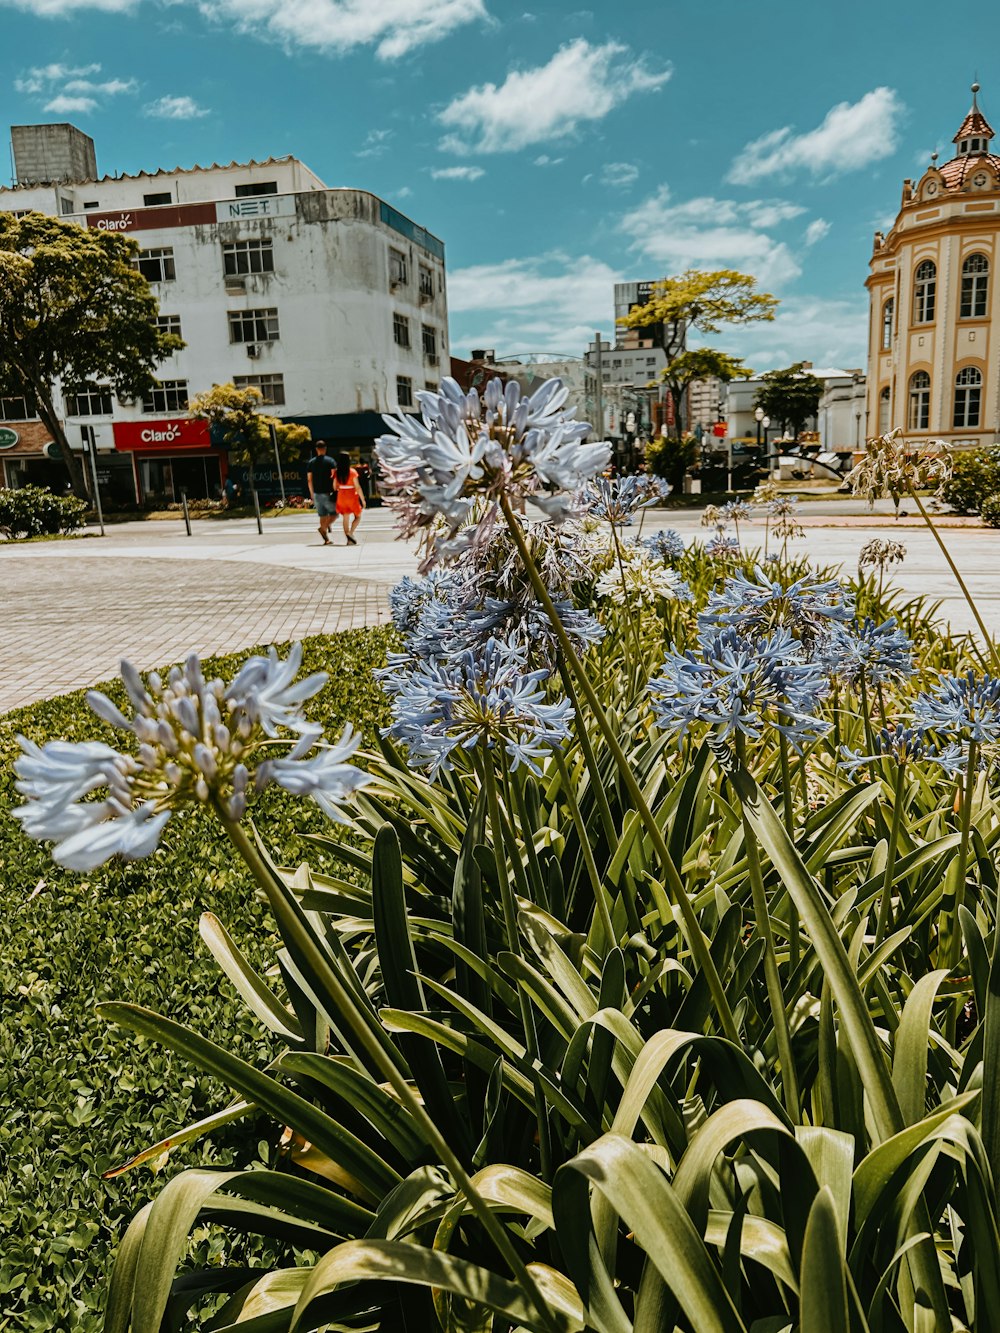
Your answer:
419,266 -> 434,300
881,297 -> 894,349
135,247 -> 176,283
908,371 -> 931,430
960,253 -> 990,318
389,248 -> 408,286
60,197 -> 74,215
156,314 -> 182,339
647,357 -> 657,366
234,373 -> 285,406
83,200 -> 100,210
954,366 -> 983,428
0,393 -> 35,421
235,181 -> 278,197
913,259 -> 936,323
393,313 -> 411,348
421,325 -> 437,360
222,238 -> 274,276
65,382 -> 113,416
228,308 -> 280,343
878,385 -> 891,434
143,379 -> 189,414
143,191 -> 172,207
396,375 -> 413,408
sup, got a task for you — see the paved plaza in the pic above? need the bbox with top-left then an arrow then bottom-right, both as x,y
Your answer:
2,502 -> 1000,714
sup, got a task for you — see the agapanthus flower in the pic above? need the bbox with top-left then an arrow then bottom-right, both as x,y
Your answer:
845,429 -> 951,508
858,538 -> 906,571
12,648 -> 370,870
705,535 -> 741,558
768,495 -> 805,544
699,566 -> 854,646
375,376 -> 610,570
648,624 -> 830,754
596,545 -> 684,603
587,475 -> 666,525
380,637 -> 573,776
753,481 -> 780,506
840,725 -> 931,774
817,617 -> 913,684
701,504 -> 726,531
643,529 -> 686,562
722,500 -> 753,524
913,671 -> 1000,747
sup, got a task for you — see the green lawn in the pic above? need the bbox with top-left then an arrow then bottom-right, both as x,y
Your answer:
0,627 -> 393,1331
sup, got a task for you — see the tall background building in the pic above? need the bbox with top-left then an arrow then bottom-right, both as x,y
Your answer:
0,123 -> 447,503
867,85 -> 1000,448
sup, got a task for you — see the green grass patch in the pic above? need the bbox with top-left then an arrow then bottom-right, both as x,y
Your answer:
0,627 -> 393,1331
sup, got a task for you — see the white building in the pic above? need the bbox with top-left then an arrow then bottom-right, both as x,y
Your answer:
720,367 -> 866,450
0,123 -> 448,502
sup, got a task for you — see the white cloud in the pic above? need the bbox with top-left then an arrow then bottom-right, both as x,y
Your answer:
356,128 -> 393,158
15,62 -> 100,92
447,252 -> 621,353
4,0 -> 133,13
804,218 -> 831,246
600,161 -> 639,188
64,76 -> 137,94
622,186 -> 804,287
144,95 -> 209,119
438,37 -> 671,154
431,165 -> 485,181
712,295 -> 868,373
198,0 -> 488,58
727,87 -> 904,184
43,93 -> 98,113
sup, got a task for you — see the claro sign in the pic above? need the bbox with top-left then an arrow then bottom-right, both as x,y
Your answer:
113,418 -> 211,452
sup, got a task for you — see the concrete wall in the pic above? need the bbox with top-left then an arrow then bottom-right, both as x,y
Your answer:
11,123 -> 97,185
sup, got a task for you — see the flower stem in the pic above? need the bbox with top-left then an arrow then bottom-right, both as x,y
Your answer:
501,497 -> 740,1044
875,760 -> 907,948
906,481 -> 1000,671
553,747 -> 617,950
215,807 -> 560,1330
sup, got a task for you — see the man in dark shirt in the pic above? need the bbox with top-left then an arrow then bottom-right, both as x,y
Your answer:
307,440 -> 336,545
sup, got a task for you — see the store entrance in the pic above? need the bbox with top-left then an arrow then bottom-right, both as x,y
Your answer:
139,455 -> 221,503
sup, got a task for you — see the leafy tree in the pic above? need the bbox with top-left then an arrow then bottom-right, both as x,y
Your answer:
754,362 -> 823,444
660,347 -> 752,438
644,433 -> 700,491
0,212 -> 182,496
618,269 -> 779,364
189,383 -> 310,481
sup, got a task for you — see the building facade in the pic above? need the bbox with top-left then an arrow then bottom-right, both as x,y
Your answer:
0,124 -> 448,502
866,85 -> 1000,449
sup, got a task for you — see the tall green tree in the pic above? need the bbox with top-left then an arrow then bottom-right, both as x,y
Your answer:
189,382 -> 310,478
660,347 -> 752,438
0,212 -> 182,496
618,269 -> 779,364
754,362 -> 823,444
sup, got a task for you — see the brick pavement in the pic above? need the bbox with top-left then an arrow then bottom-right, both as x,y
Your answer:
1,554 -> 395,714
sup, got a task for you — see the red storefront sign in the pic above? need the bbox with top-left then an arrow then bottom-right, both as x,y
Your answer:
86,202 -> 217,234
113,418 -> 212,452
712,422 -> 728,437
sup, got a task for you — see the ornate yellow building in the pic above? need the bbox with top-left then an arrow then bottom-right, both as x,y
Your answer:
866,85 -> 1000,447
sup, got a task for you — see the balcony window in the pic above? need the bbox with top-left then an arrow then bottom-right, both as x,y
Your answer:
134,248 -> 176,283
878,385 -> 891,434
393,313 -> 411,348
228,308 -> 280,343
389,248 -> 408,287
881,297 -> 894,349
143,379 -> 189,414
908,370 -> 930,430
234,373 -> 285,406
222,238 -> 274,276
419,266 -> 434,300
396,375 -> 413,408
954,365 -> 983,428
960,253 -> 989,319
913,259 -> 936,324
421,325 -> 437,360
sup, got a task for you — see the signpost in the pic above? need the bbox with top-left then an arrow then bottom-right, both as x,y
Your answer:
81,427 -> 105,537
268,421 -> 287,507
0,427 -> 19,449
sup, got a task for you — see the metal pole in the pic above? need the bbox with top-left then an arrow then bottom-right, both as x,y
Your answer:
269,421 -> 287,507
252,481 -> 263,535
180,487 -> 192,537
594,331 -> 604,444
727,438 -> 733,494
83,429 -> 105,536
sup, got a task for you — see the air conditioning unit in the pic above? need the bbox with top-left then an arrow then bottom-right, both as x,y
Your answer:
420,289 -> 432,304
246,343 -> 259,359
225,278 -> 246,294
118,394 -> 136,407
425,352 -> 438,366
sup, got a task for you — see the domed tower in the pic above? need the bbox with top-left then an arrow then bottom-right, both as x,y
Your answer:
866,84 -> 1000,448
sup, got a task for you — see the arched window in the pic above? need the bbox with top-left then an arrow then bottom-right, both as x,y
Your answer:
954,366 -> 983,428
914,260 -> 936,323
878,385 -> 891,434
909,371 -> 931,430
881,297 -> 894,349
960,253 -> 989,318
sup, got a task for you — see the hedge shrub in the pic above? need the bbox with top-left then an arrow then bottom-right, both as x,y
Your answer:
0,626 -> 393,1330
939,445 -> 1000,514
0,485 -> 88,541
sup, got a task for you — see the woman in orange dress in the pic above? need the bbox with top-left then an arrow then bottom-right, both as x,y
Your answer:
334,452 -> 366,545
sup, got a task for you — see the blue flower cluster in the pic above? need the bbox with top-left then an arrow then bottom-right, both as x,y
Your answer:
376,376 -> 611,569
587,475 -> 668,526
816,617 -> 913,685
643,529 -> 686,563
911,671 -> 1000,775
380,637 -> 573,777
699,566 -> 854,645
12,646 -> 370,870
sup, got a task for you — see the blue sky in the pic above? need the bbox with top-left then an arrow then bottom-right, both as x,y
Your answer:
0,0 -> 995,372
